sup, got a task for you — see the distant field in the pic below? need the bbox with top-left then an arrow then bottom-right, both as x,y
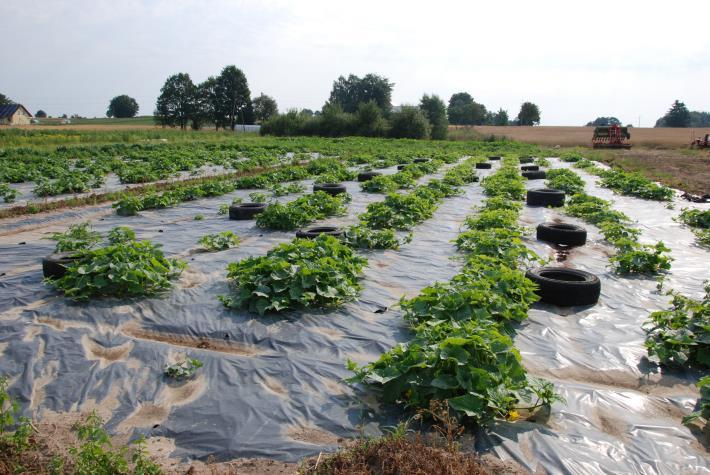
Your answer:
453,125 -> 710,148
31,116 -> 157,128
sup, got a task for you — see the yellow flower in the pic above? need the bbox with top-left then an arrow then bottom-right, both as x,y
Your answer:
507,410 -> 520,421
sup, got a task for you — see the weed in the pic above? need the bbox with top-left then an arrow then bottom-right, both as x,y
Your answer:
164,358 -> 204,380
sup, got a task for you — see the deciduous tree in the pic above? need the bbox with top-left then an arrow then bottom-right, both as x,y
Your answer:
215,65 -> 251,130
107,95 -> 139,118
517,102 -> 541,126
328,74 -> 393,113
252,93 -> 278,123
155,73 -> 197,130
419,94 -> 448,139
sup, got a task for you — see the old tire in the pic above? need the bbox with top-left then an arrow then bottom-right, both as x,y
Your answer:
229,203 -> 267,220
313,183 -> 347,196
488,156 -> 501,160
42,252 -> 80,279
527,188 -> 565,207
522,170 -> 547,180
295,226 -> 344,239
521,165 -> 539,171
536,222 -> 587,246
358,171 -> 381,182
397,164 -> 408,170
526,267 -> 600,306
413,158 -> 429,163
519,157 -> 534,164
476,162 -> 492,169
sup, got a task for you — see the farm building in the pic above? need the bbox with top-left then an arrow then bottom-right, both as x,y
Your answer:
0,104 -> 33,125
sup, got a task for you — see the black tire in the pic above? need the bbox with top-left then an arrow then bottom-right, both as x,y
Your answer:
413,158 -> 429,163
42,252 -> 80,279
229,203 -> 267,220
358,171 -> 381,182
536,222 -> 587,246
526,267 -> 600,306
295,226 -> 344,239
519,157 -> 535,164
475,162 -> 492,169
522,170 -> 547,180
488,156 -> 501,160
521,165 -> 539,171
527,188 -> 565,207
397,164 -> 408,170
313,183 -> 347,196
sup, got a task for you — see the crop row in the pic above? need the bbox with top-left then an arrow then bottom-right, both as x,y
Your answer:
547,166 -> 673,274
349,160 -> 562,424
557,152 -> 675,201
676,208 -> 710,247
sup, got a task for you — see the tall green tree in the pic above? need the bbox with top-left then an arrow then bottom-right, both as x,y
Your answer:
107,95 -> 139,118
419,94 -> 448,139
35,110 -> 47,118
655,100 -> 691,127
355,100 -> 387,137
0,93 -> 12,105
215,65 -> 251,130
388,106 -> 431,139
328,74 -> 394,113
252,93 -> 278,123
492,108 -> 509,126
586,117 -> 621,126
154,73 -> 197,130
194,77 -> 219,130
447,92 -> 487,125
517,102 -> 541,126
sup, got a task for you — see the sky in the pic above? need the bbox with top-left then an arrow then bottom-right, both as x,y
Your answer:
1,0 -> 708,126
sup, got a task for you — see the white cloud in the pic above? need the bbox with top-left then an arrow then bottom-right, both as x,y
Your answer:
1,0 -> 707,125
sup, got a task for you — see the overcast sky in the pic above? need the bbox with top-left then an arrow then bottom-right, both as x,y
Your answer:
1,0 -> 708,126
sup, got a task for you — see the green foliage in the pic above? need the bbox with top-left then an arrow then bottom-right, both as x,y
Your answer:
0,376 -> 31,451
655,99 -> 691,128
107,95 -> 139,119
644,284 -> 709,368
447,92 -> 487,126
388,106 -> 431,139
217,203 -> 229,215
107,226 -> 136,244
420,94 -> 448,140
455,228 -> 537,265
329,73 -> 394,113
677,208 -> 710,229
70,412 -> 130,475
198,231 -> 240,251
164,358 -> 204,380
343,225 -> 411,250
359,189 -> 438,230
255,191 -> 350,230
683,376 -> 710,428
610,240 -> 673,274
269,182 -> 305,197
545,168 -> 585,194
481,168 -> 526,200
517,102 -> 541,126
45,221 -> 102,252
361,173 -> 413,193
252,93 -> 278,123
49,239 -> 186,300
0,183 -> 19,203
597,169 -> 674,201
114,194 -> 144,216
193,214 -> 204,220
465,209 -> 519,231
248,191 -> 269,203
220,235 -> 366,315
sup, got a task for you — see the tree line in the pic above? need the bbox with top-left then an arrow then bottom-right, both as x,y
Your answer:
152,65 -> 278,130
260,73 -> 541,140
655,100 -> 710,128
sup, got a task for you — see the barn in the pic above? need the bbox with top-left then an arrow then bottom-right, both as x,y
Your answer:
0,104 -> 33,125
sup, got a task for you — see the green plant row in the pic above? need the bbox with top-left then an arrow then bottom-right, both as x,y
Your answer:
349,160 -> 562,425
557,154 -> 674,201
545,168 -> 585,195
676,208 -> 710,247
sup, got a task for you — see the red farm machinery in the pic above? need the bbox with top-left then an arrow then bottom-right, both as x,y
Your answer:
690,133 -> 710,149
592,125 -> 631,149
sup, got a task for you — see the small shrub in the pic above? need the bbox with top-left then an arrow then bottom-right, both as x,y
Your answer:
220,235 -> 367,314
198,231 -> 240,251
48,240 -> 186,300
165,358 -> 203,380
45,221 -> 102,252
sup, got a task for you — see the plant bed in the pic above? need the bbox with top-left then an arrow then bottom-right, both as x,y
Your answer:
229,202 -> 267,220
220,235 -> 366,315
